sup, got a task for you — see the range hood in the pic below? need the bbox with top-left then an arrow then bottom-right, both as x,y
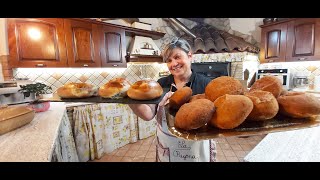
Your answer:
128,36 -> 161,56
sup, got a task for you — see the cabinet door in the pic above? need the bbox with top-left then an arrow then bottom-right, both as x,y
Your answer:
100,26 -> 127,67
286,18 -> 320,62
260,23 -> 288,63
64,19 -> 101,67
8,18 -> 68,67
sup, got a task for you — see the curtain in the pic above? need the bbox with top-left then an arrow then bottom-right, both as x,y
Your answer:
138,117 -> 157,139
73,103 -> 139,162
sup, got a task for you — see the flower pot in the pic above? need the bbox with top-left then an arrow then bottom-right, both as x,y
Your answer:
27,101 -> 50,113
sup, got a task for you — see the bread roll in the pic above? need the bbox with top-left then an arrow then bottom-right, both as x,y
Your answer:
250,76 -> 283,98
99,78 -> 131,98
277,92 -> 320,118
175,99 -> 215,130
209,94 -> 253,129
57,82 -> 95,98
189,93 -> 206,102
245,90 -> 279,121
169,86 -> 192,110
205,76 -> 245,102
127,80 -> 163,100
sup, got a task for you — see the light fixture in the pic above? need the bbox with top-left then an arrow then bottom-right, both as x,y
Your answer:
28,28 -> 41,40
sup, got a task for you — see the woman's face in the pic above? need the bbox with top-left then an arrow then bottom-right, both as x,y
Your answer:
166,48 -> 192,77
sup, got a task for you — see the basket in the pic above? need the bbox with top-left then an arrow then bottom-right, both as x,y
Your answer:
0,106 -> 35,135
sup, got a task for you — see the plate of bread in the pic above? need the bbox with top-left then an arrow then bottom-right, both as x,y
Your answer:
46,78 -> 168,104
166,76 -> 320,140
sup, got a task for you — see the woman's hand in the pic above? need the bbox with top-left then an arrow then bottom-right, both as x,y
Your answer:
158,91 -> 173,107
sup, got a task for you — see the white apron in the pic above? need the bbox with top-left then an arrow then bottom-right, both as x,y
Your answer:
156,106 -> 217,162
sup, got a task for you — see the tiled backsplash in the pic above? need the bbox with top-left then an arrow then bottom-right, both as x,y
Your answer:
259,61 -> 320,90
14,63 -> 169,93
259,61 -> 320,76
13,52 -> 258,93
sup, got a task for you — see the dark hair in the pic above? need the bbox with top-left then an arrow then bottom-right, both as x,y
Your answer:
162,38 -> 192,62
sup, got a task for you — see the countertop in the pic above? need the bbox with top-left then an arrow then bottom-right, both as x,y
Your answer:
244,87 -> 320,162
0,102 -> 66,162
244,125 -> 320,162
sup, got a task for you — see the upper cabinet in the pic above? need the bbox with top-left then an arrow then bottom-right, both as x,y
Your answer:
8,18 -> 68,67
64,19 -> 101,67
100,26 -> 127,68
260,18 -> 320,63
8,18 -> 165,68
260,22 -> 288,63
285,18 -> 320,62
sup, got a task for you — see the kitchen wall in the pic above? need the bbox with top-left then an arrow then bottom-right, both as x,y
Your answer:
14,63 -> 169,93
260,61 -> 320,90
0,18 -> 8,81
229,18 -> 263,45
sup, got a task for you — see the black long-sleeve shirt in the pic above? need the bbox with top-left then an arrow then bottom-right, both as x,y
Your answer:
157,71 -> 212,95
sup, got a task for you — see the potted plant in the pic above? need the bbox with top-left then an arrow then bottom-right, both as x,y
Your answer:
18,82 -> 52,112
19,82 -> 53,99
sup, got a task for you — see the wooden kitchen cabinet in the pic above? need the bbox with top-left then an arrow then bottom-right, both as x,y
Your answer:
8,18 -> 68,67
285,18 -> 320,62
100,25 -> 127,67
260,18 -> 320,63
260,22 -> 288,63
64,19 -> 102,67
8,18 -> 165,68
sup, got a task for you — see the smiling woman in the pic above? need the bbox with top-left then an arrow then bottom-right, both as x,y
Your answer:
128,38 -> 217,162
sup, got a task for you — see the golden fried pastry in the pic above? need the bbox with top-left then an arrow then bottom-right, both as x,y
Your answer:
189,93 -> 206,103
209,94 -> 253,129
205,76 -> 245,103
277,92 -> 320,118
245,90 -> 279,121
250,76 -> 283,98
169,86 -> 193,110
175,99 -> 215,130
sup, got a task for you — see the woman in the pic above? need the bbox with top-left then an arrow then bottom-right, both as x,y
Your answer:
129,38 -> 216,162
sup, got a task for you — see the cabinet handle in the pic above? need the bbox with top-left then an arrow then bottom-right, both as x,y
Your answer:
83,64 -> 89,67
36,64 -> 46,67
298,57 -> 306,61
113,64 -> 118,67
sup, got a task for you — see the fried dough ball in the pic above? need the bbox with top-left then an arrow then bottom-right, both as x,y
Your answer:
175,99 -> 215,130
205,76 -> 245,103
250,76 -> 283,98
209,94 -> 253,129
169,86 -> 193,110
189,93 -> 206,102
245,90 -> 279,121
277,92 -> 320,118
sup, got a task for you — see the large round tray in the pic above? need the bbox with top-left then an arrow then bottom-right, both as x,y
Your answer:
165,105 -> 320,140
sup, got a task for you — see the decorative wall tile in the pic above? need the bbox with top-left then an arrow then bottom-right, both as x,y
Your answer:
259,61 -> 320,90
79,75 -> 88,83
259,61 -> 320,76
13,52 -> 258,93
14,63 -> 169,93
